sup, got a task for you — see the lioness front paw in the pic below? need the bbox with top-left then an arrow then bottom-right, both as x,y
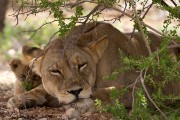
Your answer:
7,97 -> 23,109
74,98 -> 94,111
7,96 -> 36,109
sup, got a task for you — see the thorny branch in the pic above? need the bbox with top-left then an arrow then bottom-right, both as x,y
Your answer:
109,5 -> 164,36
12,0 -> 167,39
83,4 -> 101,24
130,0 -> 152,55
140,70 -> 168,119
18,20 -> 59,40
132,75 -> 140,110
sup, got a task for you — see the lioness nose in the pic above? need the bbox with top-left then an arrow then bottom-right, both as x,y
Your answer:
67,88 -> 83,96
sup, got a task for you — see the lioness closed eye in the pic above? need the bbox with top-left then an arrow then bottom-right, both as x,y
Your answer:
7,22 -> 180,109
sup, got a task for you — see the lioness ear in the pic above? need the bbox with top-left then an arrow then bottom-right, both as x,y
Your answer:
9,59 -> 22,71
22,45 -> 43,64
31,57 -> 43,77
85,35 -> 108,62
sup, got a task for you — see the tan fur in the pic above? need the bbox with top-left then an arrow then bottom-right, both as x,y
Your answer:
7,46 -> 61,109
10,58 -> 42,95
9,45 -> 43,95
7,22 -> 180,109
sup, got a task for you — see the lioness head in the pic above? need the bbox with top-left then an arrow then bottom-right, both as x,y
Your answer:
33,36 -> 108,104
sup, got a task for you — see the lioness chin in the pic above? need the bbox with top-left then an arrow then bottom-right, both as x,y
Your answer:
7,22 -> 180,109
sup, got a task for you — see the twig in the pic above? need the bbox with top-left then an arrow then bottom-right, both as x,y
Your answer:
170,0 -> 177,6
168,44 -> 180,49
142,0 -> 149,12
49,30 -> 59,44
130,0 -> 152,55
128,2 -> 153,55
140,70 -> 168,119
63,0 -> 97,8
116,0 -> 128,21
110,5 -> 164,37
83,4 -> 100,24
18,20 -> 58,40
142,3 -> 153,19
132,75 -> 140,109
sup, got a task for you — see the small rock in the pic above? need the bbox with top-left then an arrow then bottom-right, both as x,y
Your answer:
100,115 -> 106,120
57,116 -> 61,119
5,116 -> 11,119
109,117 -> 114,120
71,118 -> 78,120
63,105 -> 70,110
66,108 -> 80,119
38,118 -> 48,120
84,111 -> 92,117
11,113 -> 18,118
62,113 -> 69,120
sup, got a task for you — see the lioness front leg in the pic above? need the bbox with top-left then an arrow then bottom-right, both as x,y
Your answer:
7,84 -> 48,109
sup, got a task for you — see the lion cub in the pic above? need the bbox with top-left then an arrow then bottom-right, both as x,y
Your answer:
10,58 -> 42,95
10,45 -> 43,95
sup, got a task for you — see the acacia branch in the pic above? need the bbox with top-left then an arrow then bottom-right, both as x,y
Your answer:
130,0 -> 152,55
132,75 -> 140,110
170,0 -> 177,6
18,20 -> 58,40
109,5 -> 164,37
140,70 -> 168,119
63,0 -> 97,8
152,0 -> 179,19
129,2 -> 153,51
83,4 -> 101,24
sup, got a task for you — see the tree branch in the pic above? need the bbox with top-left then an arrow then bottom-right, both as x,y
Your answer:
130,0 -> 152,55
140,70 -> 168,119
110,5 -> 164,37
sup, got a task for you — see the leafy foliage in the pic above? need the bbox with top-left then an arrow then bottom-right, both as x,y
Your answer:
22,81 -> 33,91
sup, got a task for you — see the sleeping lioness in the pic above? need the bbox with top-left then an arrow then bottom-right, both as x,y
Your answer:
7,22 -> 180,109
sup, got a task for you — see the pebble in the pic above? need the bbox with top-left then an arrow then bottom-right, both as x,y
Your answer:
62,113 -> 69,120
66,108 -> 80,119
100,115 -> 106,119
71,118 -> 78,120
84,111 -> 92,117
38,118 -> 48,120
109,117 -> 114,120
